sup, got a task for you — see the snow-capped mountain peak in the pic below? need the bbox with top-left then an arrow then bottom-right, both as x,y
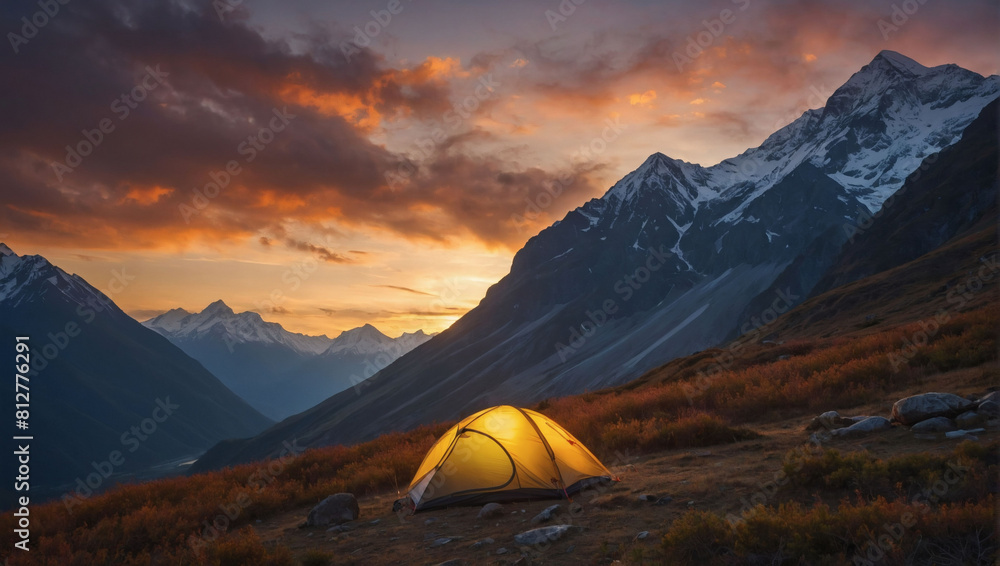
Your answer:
0,244 -> 117,312
870,49 -> 930,76
143,300 -> 334,355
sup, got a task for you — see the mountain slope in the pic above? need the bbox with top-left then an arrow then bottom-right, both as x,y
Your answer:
0,247 -> 272,505
144,307 -> 432,420
193,51 -> 1000,470
813,97 -> 999,293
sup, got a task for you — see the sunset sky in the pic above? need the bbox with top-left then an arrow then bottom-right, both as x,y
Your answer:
2,0 -> 997,337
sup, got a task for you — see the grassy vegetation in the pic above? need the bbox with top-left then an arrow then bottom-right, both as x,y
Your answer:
0,305 -> 995,564
662,442 -> 998,565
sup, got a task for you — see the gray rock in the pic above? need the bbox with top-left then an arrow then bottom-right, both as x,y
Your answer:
977,391 -> 1000,405
638,493 -> 658,502
369,519 -> 380,525
514,524 -> 573,545
636,531 -> 650,540
891,393 -> 974,425
655,496 -> 673,506
424,517 -> 438,525
530,504 -> 561,525
956,411 -> 986,429
471,537 -> 495,549
832,416 -> 892,437
977,400 -> 999,418
566,545 -> 575,553
496,547 -> 508,555
910,416 -> 957,433
945,428 -> 985,439
430,537 -> 453,548
434,561 -> 463,566
306,493 -> 359,526
807,410 -> 862,431
326,524 -> 352,533
477,502 -> 504,519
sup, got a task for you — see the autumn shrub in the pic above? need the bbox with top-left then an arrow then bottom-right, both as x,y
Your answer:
664,496 -> 997,565
783,441 -> 997,502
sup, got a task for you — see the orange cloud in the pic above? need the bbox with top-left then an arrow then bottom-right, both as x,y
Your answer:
122,186 -> 173,205
628,89 -> 657,107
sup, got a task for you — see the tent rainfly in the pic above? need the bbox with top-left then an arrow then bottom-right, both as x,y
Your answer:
402,405 -> 615,512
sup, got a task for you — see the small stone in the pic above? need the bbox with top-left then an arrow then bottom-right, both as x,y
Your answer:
477,503 -> 504,519
655,496 -> 673,506
530,504 -> 561,524
636,531 -> 649,540
687,501 -> 695,506
369,519 -> 380,525
496,548 -> 508,555
638,494 -> 658,502
911,416 -> 957,433
832,416 -> 892,437
424,517 -> 438,526
434,560 -> 463,566
306,493 -> 360,527
566,545 -> 575,553
514,524 -> 573,545
430,537 -> 452,548
471,537 -> 495,549
945,428 -> 985,439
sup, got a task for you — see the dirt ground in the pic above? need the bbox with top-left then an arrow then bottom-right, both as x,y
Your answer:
254,366 -> 997,565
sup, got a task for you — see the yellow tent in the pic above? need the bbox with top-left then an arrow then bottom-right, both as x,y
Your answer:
403,405 -> 615,511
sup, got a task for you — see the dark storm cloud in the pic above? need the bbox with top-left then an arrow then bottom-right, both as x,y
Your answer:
0,0 -> 602,250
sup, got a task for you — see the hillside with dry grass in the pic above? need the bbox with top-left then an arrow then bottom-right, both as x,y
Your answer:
1,283 -> 996,565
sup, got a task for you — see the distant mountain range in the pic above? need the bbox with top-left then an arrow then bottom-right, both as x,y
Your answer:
143,303 -> 433,420
191,50 -> 1000,471
0,245 -> 272,506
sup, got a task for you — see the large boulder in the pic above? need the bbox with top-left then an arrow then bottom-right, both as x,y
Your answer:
977,400 -> 999,419
307,493 -> 360,526
891,393 -> 974,425
955,411 -> 987,429
910,417 -> 957,433
832,416 -> 892,437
